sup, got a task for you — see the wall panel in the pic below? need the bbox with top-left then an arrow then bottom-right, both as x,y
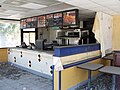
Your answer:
0,48 -> 8,62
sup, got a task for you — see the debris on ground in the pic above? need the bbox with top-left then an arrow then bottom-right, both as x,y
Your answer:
0,63 -> 28,80
75,74 -> 112,90
0,62 -> 52,90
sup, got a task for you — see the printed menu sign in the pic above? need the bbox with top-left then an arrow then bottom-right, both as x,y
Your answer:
53,13 -> 62,26
46,14 -> 54,27
26,17 -> 37,28
63,11 -> 76,26
20,19 -> 26,29
26,18 -> 32,28
38,16 -> 46,27
20,9 -> 79,29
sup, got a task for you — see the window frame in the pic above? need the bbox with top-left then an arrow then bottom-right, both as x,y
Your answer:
21,28 -> 38,44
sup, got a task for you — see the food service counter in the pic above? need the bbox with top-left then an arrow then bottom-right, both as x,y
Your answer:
53,43 -> 104,90
53,43 -> 101,71
1,43 -> 103,90
8,47 -> 53,79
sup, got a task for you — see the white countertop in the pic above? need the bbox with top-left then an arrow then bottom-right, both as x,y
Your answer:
9,47 -> 54,55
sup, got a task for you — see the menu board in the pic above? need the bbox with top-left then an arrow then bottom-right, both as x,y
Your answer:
26,17 -> 37,28
38,15 -> 46,27
20,19 -> 26,29
53,13 -> 62,26
46,14 -> 54,27
20,9 -> 79,29
63,10 -> 76,26
26,17 -> 32,28
33,17 -> 37,27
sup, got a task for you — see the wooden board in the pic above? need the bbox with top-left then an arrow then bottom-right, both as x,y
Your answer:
0,48 -> 8,62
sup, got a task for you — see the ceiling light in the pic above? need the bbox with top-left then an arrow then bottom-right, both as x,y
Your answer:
7,14 -> 21,19
11,1 -> 20,5
57,0 -> 72,2
20,3 -> 47,9
0,0 -> 6,3
4,10 -> 22,14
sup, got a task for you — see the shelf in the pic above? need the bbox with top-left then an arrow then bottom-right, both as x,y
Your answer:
56,36 -> 80,39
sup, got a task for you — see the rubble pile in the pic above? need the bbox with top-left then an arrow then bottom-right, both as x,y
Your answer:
0,63 -> 28,80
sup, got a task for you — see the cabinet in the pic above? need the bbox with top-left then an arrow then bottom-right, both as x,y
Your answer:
8,48 -> 53,77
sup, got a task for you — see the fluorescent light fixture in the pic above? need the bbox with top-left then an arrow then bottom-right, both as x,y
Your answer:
0,14 -> 9,18
20,3 -> 47,9
4,10 -> 21,14
23,28 -> 35,31
0,0 -> 6,3
57,0 -> 72,2
7,14 -> 22,19
11,1 -> 21,5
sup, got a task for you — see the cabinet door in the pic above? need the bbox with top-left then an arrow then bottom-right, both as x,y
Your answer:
13,50 -> 22,64
40,53 -> 53,76
30,53 -> 53,76
22,51 -> 37,68
8,49 -> 53,77
30,53 -> 45,74
8,49 -> 20,63
16,51 -> 28,67
8,49 -> 13,62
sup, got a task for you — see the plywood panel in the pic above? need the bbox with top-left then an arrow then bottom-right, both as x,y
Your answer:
113,16 -> 120,50
54,71 -> 59,90
0,48 -> 8,62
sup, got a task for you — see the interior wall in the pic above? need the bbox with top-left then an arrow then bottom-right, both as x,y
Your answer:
38,28 -> 50,42
49,28 -> 57,43
92,13 -> 120,52
113,16 -> 120,50
38,28 -> 57,43
92,12 -> 113,57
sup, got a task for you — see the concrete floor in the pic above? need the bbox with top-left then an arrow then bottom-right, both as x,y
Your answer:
0,63 -> 52,90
